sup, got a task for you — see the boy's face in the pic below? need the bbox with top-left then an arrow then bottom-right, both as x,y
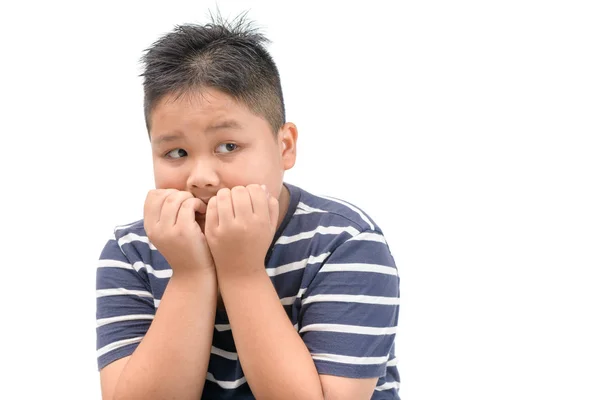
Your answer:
149,88 -> 297,231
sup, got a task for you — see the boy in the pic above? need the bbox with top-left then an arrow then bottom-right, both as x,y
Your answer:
96,14 -> 400,400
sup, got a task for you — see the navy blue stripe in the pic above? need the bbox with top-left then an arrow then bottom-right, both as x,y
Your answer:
302,331 -> 396,358
299,302 -> 398,327
96,295 -> 154,319
97,342 -> 139,370
313,359 -> 387,379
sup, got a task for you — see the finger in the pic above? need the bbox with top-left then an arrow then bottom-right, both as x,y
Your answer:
231,186 -> 253,219
176,197 -> 203,228
216,188 -> 234,224
247,184 -> 269,217
268,195 -> 279,231
195,197 -> 208,215
160,191 -> 194,227
144,189 -> 178,226
205,196 -> 219,231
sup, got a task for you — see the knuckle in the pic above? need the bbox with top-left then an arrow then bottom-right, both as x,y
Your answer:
217,189 -> 231,201
164,192 -> 181,204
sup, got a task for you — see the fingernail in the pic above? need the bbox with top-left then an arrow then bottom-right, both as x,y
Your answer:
261,184 -> 267,192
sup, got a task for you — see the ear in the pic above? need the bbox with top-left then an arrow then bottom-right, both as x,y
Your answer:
278,122 -> 298,171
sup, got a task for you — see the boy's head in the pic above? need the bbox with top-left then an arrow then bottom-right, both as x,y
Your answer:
140,14 -> 297,228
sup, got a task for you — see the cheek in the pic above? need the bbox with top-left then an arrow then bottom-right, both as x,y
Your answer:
153,162 -> 188,190
225,156 -> 278,186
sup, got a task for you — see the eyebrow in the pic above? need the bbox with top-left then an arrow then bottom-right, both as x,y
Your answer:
151,120 -> 243,146
151,131 -> 183,146
205,119 -> 243,133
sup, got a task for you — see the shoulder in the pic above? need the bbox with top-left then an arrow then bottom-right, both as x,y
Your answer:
273,183 -> 390,261
100,219 -> 154,263
288,183 -> 382,234
112,219 -> 147,240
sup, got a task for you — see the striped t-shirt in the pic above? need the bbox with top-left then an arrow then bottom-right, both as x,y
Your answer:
96,182 -> 400,399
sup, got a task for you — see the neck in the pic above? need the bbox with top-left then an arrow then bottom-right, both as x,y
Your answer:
276,184 -> 290,230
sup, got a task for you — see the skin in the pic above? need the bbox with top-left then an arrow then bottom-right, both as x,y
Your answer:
100,88 -> 378,399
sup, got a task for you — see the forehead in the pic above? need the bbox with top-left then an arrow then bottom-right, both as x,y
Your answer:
149,88 -> 272,139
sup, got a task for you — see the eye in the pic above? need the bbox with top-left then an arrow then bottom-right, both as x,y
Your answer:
215,143 -> 238,154
165,148 -> 187,159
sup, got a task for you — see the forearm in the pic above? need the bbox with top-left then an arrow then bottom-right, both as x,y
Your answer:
219,268 -> 324,400
113,269 -> 217,400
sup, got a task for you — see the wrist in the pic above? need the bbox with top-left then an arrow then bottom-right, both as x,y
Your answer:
217,263 -> 267,288
171,267 -> 218,287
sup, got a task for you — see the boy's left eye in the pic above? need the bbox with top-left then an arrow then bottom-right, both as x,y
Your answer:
215,143 -> 238,154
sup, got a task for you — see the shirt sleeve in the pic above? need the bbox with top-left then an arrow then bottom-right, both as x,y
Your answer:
298,230 -> 400,379
96,237 -> 155,370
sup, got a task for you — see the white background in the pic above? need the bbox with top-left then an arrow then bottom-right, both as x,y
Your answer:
1,1 -> 599,399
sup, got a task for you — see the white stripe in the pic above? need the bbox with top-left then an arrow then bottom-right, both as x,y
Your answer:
132,261 -> 173,279
96,288 -> 154,298
97,259 -> 133,270
211,346 -> 238,360
114,221 -> 138,232
294,202 -> 327,215
97,260 -> 173,279
387,357 -> 398,367
96,314 -> 154,328
294,209 -> 315,215
311,353 -> 388,365
320,196 -> 375,230
375,381 -> 400,391
302,294 -> 399,306
215,324 -> 231,332
118,233 -> 157,250
276,226 -> 359,245
299,324 -> 397,335
154,299 -> 161,308
348,231 -> 387,244
319,263 -> 398,277
205,373 -> 247,389
97,336 -> 143,358
279,287 -> 308,306
266,253 -> 330,277
279,295 -> 296,306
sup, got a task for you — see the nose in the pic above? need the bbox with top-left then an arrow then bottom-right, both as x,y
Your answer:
186,157 -> 220,190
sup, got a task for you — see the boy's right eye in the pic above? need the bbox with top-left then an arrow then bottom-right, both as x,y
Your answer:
165,148 -> 187,159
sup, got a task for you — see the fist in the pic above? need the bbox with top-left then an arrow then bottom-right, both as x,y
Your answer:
143,189 -> 214,275
204,184 -> 279,278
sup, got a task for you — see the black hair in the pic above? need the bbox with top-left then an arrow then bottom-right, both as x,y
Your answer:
140,12 -> 285,135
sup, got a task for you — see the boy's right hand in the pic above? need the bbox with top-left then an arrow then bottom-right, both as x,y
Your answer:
143,189 -> 214,276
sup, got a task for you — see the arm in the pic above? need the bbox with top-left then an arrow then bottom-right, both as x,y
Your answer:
99,190 -> 217,400
205,185 -> 394,399
103,269 -> 217,400
205,185 -> 323,399
219,267 -> 324,400
218,269 -> 380,400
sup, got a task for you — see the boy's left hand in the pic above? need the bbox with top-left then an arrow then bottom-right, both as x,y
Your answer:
204,184 -> 279,279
